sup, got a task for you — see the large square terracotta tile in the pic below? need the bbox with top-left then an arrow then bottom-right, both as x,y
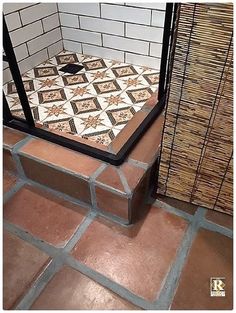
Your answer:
4,185 -> 87,247
72,205 -> 188,301
31,266 -> 139,310
171,229 -> 233,310
3,231 -> 50,309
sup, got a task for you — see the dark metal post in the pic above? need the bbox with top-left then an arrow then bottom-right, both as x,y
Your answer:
3,92 -> 13,122
3,15 -> 35,126
158,3 -> 173,101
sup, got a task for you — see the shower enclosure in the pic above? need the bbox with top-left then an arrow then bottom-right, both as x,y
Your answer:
3,2 -> 177,165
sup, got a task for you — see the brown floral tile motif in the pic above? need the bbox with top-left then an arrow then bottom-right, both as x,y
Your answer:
122,77 -> 145,88
43,104 -> 67,118
143,73 -> 159,85
38,89 -> 67,104
111,65 -> 138,78
107,107 -> 136,126
82,129 -> 115,146
90,70 -> 111,81
126,87 -> 153,104
44,118 -> 77,134
93,80 -> 121,95
62,74 -> 88,86
104,94 -> 126,107
34,66 -> 59,78
71,97 -> 102,115
83,59 -> 107,71
80,115 -> 105,130
55,53 -> 79,65
70,86 -> 91,98
37,78 -> 61,89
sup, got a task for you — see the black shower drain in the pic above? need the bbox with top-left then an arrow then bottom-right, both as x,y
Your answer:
59,63 -> 84,74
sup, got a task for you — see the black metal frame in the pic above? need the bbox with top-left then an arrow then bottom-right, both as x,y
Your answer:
3,3 -> 175,166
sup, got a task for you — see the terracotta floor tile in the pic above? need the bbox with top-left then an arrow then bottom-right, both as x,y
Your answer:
156,195 -> 198,215
3,171 -> 17,194
4,185 -> 87,247
3,127 -> 27,148
3,231 -> 50,309
121,163 -> 145,191
19,138 -> 101,177
20,155 -> 92,204
129,114 -> 164,164
205,209 -> 233,230
171,229 -> 233,310
72,205 -> 188,301
31,266 -> 139,310
96,165 -> 124,192
95,185 -> 129,221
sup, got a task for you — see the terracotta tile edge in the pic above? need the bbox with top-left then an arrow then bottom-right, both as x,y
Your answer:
94,180 -> 131,198
109,111 -> 148,154
18,153 -> 91,181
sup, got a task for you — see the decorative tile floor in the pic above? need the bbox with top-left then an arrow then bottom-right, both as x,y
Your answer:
4,50 -> 159,146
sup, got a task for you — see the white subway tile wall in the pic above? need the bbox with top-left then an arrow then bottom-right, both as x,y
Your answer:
3,2 -> 166,84
3,3 -> 63,83
58,2 -> 166,69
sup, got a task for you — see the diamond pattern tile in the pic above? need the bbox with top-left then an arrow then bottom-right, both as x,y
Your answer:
3,50 -> 159,146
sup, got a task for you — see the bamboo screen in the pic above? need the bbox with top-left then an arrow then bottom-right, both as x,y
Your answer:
158,3 -> 233,215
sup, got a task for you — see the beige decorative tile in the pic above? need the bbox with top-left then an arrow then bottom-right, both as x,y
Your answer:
4,50 -> 159,146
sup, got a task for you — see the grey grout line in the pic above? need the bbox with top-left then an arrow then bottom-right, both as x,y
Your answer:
19,152 -> 131,198
199,219 -> 233,238
152,198 -> 194,222
97,208 -> 130,226
3,179 -> 25,204
152,199 -> 233,237
127,158 -> 149,170
4,221 -> 59,257
19,151 -> 92,181
89,163 -> 107,209
15,257 -> 64,310
11,135 -> 33,179
63,211 -> 96,253
65,255 -> 156,310
117,168 -> 131,195
153,207 -> 206,309
24,177 -> 92,211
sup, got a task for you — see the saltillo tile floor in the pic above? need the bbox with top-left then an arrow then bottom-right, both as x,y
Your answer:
4,50 -> 159,146
3,170 -> 233,310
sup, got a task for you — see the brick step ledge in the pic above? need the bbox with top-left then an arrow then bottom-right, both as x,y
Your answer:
3,114 -> 163,225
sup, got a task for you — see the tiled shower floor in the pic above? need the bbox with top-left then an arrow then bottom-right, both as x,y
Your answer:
4,50 -> 159,146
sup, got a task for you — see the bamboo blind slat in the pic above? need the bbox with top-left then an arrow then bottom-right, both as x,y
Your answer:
158,3 -> 233,215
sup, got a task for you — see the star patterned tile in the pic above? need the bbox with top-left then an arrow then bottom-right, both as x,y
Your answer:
3,50 -> 159,146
